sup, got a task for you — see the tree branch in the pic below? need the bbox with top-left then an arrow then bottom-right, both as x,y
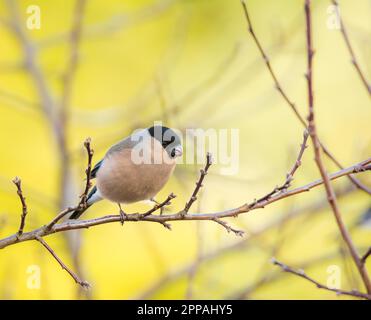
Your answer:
240,0 -> 304,125
12,177 -> 28,237
361,247 -> 371,265
142,193 -> 176,217
304,0 -> 370,294
212,218 -> 244,237
331,0 -> 371,95
182,152 -> 213,215
79,138 -> 94,208
9,175 -> 90,289
1,157 -> 369,251
36,236 -> 90,289
240,0 -> 370,195
272,258 -> 371,300
46,138 -> 94,230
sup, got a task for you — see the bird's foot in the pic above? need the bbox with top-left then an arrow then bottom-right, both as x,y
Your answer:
119,209 -> 127,225
117,203 -> 127,225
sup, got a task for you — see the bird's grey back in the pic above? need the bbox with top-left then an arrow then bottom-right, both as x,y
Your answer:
106,135 -> 140,156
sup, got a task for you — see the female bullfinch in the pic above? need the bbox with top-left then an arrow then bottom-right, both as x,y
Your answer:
70,125 -> 183,222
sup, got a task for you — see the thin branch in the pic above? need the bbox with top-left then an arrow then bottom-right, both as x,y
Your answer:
212,218 -> 244,237
361,247 -> 371,265
182,152 -> 213,215
45,207 -> 77,231
272,258 -> 371,300
231,247 -> 365,300
240,0 -> 370,195
36,236 -> 90,289
12,177 -> 28,237
319,145 -> 370,194
331,0 -> 371,95
1,158 -> 369,251
142,193 -> 176,217
240,0 -> 305,126
304,0 -> 371,294
46,138 -> 93,229
285,130 -> 309,185
79,138 -> 94,208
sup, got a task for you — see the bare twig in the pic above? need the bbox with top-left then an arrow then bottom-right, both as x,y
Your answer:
240,0 -> 370,195
231,247 -> 365,300
304,0 -> 370,294
142,193 -> 176,218
240,0 -> 304,125
182,152 -> 213,215
36,236 -> 90,289
285,130 -> 309,186
212,218 -> 244,237
45,206 -> 77,231
46,138 -> 93,229
79,138 -> 94,208
331,0 -> 371,95
361,247 -> 371,265
12,177 -> 28,237
272,258 -> 371,300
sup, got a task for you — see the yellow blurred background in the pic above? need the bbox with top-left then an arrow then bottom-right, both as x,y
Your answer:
0,0 -> 370,299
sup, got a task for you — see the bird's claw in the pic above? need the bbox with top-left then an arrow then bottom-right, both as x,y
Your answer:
119,209 -> 127,225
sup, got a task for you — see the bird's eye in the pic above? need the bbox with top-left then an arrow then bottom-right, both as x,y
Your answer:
170,149 -> 176,158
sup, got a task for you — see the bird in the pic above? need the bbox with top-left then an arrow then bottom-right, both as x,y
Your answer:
69,125 -> 183,222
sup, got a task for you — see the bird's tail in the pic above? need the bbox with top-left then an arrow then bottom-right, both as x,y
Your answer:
69,186 -> 102,219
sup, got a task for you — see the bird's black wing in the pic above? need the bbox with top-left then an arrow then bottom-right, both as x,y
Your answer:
91,159 -> 103,179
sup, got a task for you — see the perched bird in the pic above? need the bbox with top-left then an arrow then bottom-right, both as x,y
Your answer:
70,125 -> 183,222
